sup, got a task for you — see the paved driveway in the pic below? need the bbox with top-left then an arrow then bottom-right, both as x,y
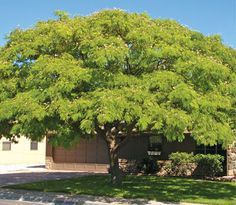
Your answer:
0,171 -> 96,187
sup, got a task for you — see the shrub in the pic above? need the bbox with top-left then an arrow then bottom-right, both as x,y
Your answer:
193,154 -> 224,177
137,156 -> 159,174
168,152 -> 196,176
167,152 -> 224,178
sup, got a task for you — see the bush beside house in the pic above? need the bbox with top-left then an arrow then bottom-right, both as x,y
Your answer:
120,152 -> 224,178
193,154 -> 224,177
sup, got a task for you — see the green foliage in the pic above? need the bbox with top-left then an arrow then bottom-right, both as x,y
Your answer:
0,9 -> 235,148
54,10 -> 70,20
167,152 -> 195,176
168,152 -> 224,177
194,154 -> 224,177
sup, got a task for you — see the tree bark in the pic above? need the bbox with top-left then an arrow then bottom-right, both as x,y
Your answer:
95,123 -> 124,185
108,141 -> 122,185
104,127 -> 122,185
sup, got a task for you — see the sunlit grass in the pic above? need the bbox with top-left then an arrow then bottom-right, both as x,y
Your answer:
5,175 -> 236,205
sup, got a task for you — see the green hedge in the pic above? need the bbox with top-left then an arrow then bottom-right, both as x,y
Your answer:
121,152 -> 224,177
167,152 -> 196,176
194,154 -> 224,177
167,152 -> 224,177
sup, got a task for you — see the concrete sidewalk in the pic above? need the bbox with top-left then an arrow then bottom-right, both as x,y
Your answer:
0,188 -> 203,205
0,199 -> 53,205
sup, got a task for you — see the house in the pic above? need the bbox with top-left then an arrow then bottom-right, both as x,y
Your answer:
0,136 -> 46,166
45,134 -> 236,176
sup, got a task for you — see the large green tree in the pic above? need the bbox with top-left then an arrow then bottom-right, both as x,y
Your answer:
0,10 -> 235,184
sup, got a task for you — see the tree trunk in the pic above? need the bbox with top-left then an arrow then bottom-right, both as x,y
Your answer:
105,136 -> 122,185
108,145 -> 122,185
96,124 -> 123,185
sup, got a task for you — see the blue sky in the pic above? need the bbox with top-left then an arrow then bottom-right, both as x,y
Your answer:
1,0 -> 236,48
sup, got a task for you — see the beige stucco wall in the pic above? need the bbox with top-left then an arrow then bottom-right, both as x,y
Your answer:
0,136 -> 46,165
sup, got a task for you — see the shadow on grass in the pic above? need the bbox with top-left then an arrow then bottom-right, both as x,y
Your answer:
3,175 -> 236,205
120,176 -> 236,204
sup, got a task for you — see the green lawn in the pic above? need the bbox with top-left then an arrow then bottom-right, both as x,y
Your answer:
5,175 -> 236,205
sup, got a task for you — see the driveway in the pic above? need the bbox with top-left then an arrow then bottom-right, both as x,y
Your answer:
0,165 -> 46,173
0,165 -> 100,187
0,171 -> 97,187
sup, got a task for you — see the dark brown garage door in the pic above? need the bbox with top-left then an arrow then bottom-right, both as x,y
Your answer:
53,137 -> 109,164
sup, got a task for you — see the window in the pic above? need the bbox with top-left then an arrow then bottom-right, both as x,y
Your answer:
2,141 -> 11,151
30,141 -> 38,150
195,144 -> 221,154
148,135 -> 162,155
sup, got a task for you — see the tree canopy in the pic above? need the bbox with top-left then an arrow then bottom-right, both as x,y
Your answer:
0,10 -> 236,184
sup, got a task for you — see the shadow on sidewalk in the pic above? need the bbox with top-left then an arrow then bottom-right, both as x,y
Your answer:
0,188 -> 158,205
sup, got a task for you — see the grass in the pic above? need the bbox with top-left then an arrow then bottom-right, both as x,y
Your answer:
5,175 -> 236,205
